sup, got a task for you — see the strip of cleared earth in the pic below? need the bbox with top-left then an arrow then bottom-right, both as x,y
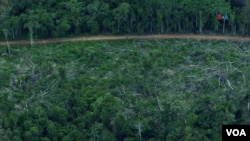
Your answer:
0,34 -> 250,45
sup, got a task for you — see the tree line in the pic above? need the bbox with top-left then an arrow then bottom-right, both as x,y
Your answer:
0,0 -> 250,39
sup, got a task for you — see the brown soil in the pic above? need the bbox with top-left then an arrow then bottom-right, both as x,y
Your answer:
0,34 -> 250,45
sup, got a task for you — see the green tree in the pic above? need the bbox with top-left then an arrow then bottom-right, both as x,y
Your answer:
2,28 -> 10,54
89,122 -> 104,141
22,10 -> 41,46
0,0 -> 12,22
47,120 -> 56,139
58,17 -> 71,37
37,9 -> 54,37
113,2 -> 131,33
62,0 -> 83,34
242,0 -> 250,34
86,0 -> 110,33
92,93 -> 123,126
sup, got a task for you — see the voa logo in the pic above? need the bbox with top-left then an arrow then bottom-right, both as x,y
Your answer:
226,129 -> 246,136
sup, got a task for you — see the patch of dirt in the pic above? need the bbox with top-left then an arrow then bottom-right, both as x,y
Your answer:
0,34 -> 250,45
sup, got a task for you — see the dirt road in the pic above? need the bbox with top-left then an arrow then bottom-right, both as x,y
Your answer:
0,34 -> 250,45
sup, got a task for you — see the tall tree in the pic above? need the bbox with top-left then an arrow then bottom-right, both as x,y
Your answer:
63,0 -> 83,34
86,0 -> 110,33
113,2 -> 131,33
0,0 -> 12,22
242,0 -> 250,34
2,29 -> 10,54
22,10 -> 41,46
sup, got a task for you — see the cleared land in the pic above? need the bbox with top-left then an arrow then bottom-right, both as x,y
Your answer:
0,34 -> 250,45
1,37 -> 250,141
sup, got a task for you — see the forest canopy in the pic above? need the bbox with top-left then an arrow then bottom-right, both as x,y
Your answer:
1,0 -> 250,39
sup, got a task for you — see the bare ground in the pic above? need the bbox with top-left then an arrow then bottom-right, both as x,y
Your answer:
0,34 -> 250,45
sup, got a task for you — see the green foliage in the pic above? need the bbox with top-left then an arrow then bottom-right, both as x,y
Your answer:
1,0 -> 250,39
113,2 -> 131,33
0,39 -> 250,140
